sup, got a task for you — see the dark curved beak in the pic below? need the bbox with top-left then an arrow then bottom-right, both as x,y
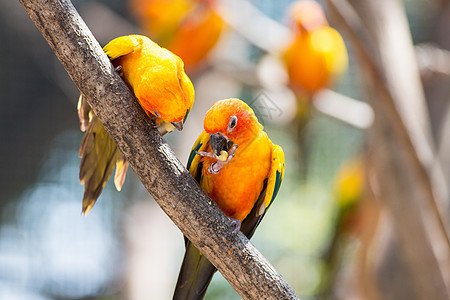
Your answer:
209,133 -> 234,157
171,120 -> 184,131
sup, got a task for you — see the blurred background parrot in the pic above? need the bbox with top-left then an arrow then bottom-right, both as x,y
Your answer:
172,98 -> 285,300
283,0 -> 348,96
318,157 -> 366,297
281,0 -> 348,174
128,0 -> 225,71
78,34 -> 195,215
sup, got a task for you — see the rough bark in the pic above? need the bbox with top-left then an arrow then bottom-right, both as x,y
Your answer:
18,0 -> 299,299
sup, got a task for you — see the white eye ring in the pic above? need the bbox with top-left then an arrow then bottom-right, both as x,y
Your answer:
228,116 -> 237,132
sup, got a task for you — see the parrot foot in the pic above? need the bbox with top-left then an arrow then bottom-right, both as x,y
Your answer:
227,144 -> 238,157
229,218 -> 242,235
148,114 -> 159,129
114,65 -> 124,77
196,151 -> 216,158
197,144 -> 239,174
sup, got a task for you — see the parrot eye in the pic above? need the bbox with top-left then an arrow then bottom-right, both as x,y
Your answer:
228,116 -> 237,132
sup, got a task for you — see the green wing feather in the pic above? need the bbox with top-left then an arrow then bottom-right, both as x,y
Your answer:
240,143 -> 285,239
173,131 -> 215,300
187,131 -> 209,178
172,241 -> 217,300
78,93 -> 131,215
263,144 -> 285,211
78,115 -> 119,215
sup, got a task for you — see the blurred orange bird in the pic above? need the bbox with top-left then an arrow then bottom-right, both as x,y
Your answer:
129,0 -> 225,70
283,1 -> 348,95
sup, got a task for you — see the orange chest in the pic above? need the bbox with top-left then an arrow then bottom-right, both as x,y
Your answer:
200,139 -> 272,221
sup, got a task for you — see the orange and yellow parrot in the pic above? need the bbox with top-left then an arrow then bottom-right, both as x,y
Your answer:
172,98 -> 285,300
281,1 -> 348,174
78,35 -> 195,215
128,0 -> 224,70
283,0 -> 348,95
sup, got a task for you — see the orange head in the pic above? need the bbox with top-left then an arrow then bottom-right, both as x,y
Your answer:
290,1 -> 328,33
203,98 -> 262,156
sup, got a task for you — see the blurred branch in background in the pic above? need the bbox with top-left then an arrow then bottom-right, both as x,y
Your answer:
215,50 -> 374,130
216,0 -> 449,132
416,43 -> 450,79
217,0 -> 291,55
18,0 -> 299,299
326,0 -> 450,299
312,89 -> 373,130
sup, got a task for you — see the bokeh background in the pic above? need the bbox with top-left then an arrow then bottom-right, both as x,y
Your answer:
1,0 -> 450,299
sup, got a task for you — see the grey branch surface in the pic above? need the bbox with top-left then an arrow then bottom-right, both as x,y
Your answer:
19,0 -> 299,299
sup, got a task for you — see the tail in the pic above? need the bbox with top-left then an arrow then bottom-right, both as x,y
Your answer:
173,240 -> 217,300
78,95 -> 128,214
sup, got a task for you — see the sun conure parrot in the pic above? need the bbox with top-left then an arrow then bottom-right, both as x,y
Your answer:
281,1 -> 348,175
172,98 -> 285,300
128,0 -> 225,70
78,34 -> 195,215
283,0 -> 348,95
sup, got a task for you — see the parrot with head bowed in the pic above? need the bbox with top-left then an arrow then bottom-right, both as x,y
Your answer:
172,98 -> 285,300
78,34 -> 194,215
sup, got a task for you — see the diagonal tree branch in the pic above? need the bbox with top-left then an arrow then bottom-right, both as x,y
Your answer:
18,0 -> 299,299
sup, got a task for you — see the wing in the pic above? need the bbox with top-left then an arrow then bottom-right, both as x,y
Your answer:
103,35 -> 145,60
263,144 -> 285,210
79,116 -> 120,215
186,130 -> 210,182
172,131 -> 217,300
240,144 -> 285,239
78,92 -> 130,214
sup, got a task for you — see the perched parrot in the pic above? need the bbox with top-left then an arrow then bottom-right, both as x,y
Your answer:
281,1 -> 348,175
172,98 -> 285,300
78,34 -> 195,215
128,0 -> 224,70
283,0 -> 348,95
